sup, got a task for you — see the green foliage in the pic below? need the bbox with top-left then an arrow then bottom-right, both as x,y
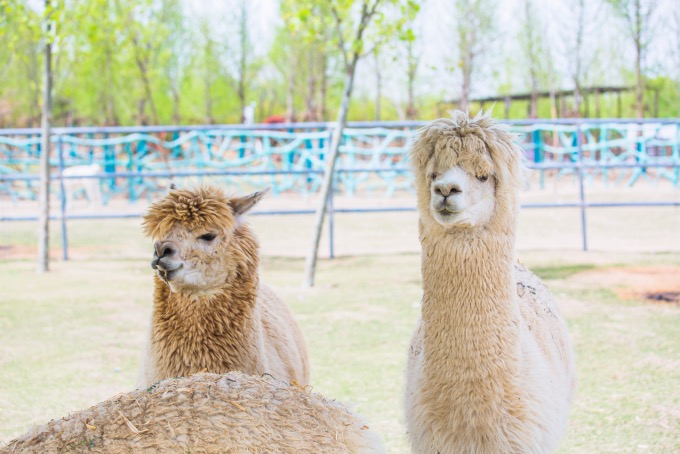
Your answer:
0,0 -> 678,127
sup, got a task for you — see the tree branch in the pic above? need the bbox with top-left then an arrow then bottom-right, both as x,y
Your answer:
351,0 -> 382,62
330,3 -> 350,71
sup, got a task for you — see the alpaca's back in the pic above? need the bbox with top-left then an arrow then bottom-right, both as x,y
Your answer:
513,263 -> 576,450
514,263 -> 575,389
255,283 -> 310,385
3,372 -> 381,454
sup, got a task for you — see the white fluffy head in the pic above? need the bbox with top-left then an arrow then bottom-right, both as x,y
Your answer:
410,111 -> 524,231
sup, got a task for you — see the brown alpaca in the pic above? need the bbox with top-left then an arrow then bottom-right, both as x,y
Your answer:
405,112 -> 575,453
138,186 -> 309,388
2,372 -> 383,453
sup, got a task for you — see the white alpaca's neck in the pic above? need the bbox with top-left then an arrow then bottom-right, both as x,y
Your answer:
419,221 -> 521,424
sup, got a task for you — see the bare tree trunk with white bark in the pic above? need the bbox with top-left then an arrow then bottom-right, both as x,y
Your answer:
37,0 -> 53,273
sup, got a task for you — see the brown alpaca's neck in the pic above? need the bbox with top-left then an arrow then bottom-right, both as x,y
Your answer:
419,220 -> 520,385
151,230 -> 261,377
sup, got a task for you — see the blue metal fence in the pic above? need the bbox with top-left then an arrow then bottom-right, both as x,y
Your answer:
1,119 -> 679,259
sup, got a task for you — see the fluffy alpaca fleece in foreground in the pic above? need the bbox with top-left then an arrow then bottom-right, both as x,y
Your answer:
405,111 -> 575,453
1,372 -> 383,453
138,185 -> 309,388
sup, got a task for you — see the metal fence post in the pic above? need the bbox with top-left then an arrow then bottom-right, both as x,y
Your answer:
57,134 -> 69,260
326,125 -> 336,260
328,175 -> 335,259
575,122 -> 588,251
532,128 -> 545,189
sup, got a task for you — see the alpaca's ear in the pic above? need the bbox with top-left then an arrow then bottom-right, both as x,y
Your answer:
229,187 -> 270,215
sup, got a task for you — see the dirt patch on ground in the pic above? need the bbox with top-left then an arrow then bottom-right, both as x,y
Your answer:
574,266 -> 680,306
0,244 -> 115,260
0,244 -> 39,260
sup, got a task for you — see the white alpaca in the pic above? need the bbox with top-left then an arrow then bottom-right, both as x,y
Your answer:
405,112 -> 575,453
1,372 -> 384,453
138,186 -> 309,388
61,164 -> 102,209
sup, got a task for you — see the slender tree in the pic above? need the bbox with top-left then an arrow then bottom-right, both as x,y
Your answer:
558,0 -> 602,117
163,0 -> 189,125
373,47 -> 383,120
226,0 -> 255,122
197,18 -> 219,124
37,0 -> 60,273
403,20 -> 419,120
454,0 -> 496,112
608,0 -> 658,118
269,26 -> 299,121
518,0 -> 542,118
299,0 -> 417,287
114,0 -> 169,124
674,10 -> 680,106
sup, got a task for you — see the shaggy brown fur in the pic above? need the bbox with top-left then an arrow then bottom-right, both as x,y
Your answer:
1,372 -> 383,453
142,186 -> 237,239
405,111 -> 575,453
138,186 -> 309,388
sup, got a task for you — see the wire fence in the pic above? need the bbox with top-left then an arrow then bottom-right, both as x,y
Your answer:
1,119 -> 679,259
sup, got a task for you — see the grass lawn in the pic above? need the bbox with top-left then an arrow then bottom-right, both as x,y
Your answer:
1,245 -> 679,452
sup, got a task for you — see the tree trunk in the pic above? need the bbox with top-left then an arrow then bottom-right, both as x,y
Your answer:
139,64 -> 159,124
549,87 -> 558,144
138,98 -> 147,125
406,39 -> 417,120
172,88 -> 180,125
460,46 -> 473,112
205,70 -> 213,124
320,54 -> 328,121
37,5 -> 53,274
574,79 -> 582,118
584,92 -> 589,118
305,49 -> 318,121
237,0 -> 248,122
635,42 -> 643,118
530,91 -> 538,119
635,0 -> 644,118
238,74 -> 246,122
286,64 -> 296,122
105,47 -> 117,125
460,70 -> 470,112
303,59 -> 358,287
374,50 -> 381,121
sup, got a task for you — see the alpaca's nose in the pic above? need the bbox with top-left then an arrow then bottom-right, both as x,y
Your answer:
152,241 -> 178,270
154,241 -> 177,258
434,181 -> 462,197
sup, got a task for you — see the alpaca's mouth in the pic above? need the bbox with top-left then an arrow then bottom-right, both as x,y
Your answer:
157,264 -> 183,283
436,207 -> 462,215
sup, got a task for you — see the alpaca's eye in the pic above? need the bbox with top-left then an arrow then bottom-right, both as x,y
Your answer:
198,233 -> 216,242
429,172 -> 439,180
477,174 -> 489,182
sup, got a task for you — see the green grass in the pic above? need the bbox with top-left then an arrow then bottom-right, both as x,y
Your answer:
561,285 -> 680,453
1,250 -> 679,452
532,263 -> 598,280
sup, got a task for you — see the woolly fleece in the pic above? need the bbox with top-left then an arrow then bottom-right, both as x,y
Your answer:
1,372 -> 383,453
